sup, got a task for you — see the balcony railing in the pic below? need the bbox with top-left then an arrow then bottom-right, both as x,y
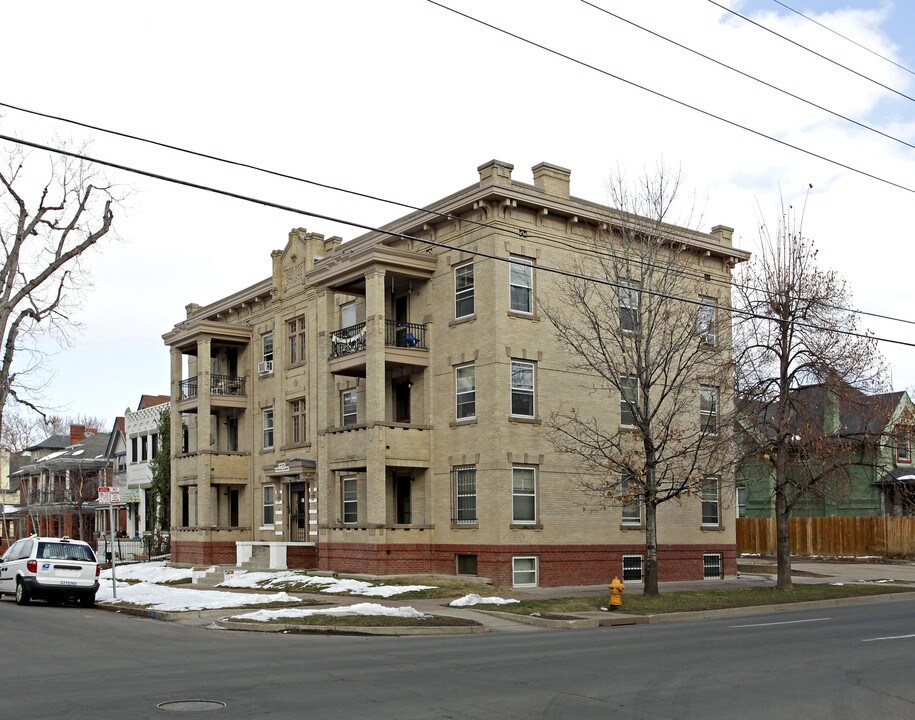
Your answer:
385,320 -> 427,349
330,322 -> 366,358
179,375 -> 246,401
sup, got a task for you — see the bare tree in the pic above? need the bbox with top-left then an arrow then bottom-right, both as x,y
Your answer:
0,405 -> 45,452
541,166 -> 738,596
0,142 -> 119,444
732,196 -> 888,590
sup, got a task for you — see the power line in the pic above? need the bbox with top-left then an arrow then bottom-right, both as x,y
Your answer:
425,0 -> 915,195
2,131 -> 912,350
3,98 -> 913,330
580,0 -> 915,153
708,0 -> 915,104
769,0 -> 915,78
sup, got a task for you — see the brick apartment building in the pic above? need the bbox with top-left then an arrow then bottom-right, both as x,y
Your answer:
164,160 -> 749,586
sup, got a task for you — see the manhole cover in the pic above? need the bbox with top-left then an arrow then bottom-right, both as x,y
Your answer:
158,700 -> 226,712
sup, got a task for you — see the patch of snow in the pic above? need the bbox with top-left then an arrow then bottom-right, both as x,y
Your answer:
449,594 -> 520,607
96,581 -> 300,612
41,450 -> 68,461
232,603 -> 428,622
100,561 -> 194,584
218,571 -> 434,596
71,449 -> 84,456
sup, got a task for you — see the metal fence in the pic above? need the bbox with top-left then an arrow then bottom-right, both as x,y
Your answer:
737,516 -> 915,558
96,535 -> 170,564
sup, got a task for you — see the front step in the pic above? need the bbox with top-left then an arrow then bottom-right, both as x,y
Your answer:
193,566 -> 226,587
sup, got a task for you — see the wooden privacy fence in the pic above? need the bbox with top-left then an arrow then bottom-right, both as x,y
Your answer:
737,517 -> 915,558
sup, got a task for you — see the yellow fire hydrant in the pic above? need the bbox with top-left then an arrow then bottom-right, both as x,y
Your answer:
609,576 -> 625,610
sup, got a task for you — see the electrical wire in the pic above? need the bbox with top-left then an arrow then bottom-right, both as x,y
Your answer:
769,0 -> 915,78
709,0 -> 915,104
425,0 -> 915,196
3,97 -> 914,329
580,0 -> 915,153
2,130 -> 913,351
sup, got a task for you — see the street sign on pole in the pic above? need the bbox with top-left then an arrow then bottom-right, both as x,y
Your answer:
97,486 -> 119,599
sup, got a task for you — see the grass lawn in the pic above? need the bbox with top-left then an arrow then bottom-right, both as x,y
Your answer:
484,583 -> 915,616
240,573 -> 496,600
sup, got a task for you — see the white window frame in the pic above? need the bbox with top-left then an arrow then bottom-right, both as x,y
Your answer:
262,485 -> 275,528
341,390 -> 358,426
454,262 -> 475,319
619,281 -> 640,333
510,360 -> 535,418
736,483 -> 747,518
455,364 -> 476,420
701,386 -> 719,435
340,301 -> 357,328
702,477 -> 720,526
262,408 -> 274,449
897,426 -> 912,464
290,399 -> 305,445
619,374 -> 639,427
342,476 -> 358,524
454,466 -> 477,524
262,333 -> 274,364
621,475 -> 642,526
512,556 -> 538,587
703,552 -> 723,579
512,466 -> 537,524
509,256 -> 534,314
697,296 -> 717,344
622,554 -> 644,581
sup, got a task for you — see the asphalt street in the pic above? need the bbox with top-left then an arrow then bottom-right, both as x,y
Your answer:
3,594 -> 915,719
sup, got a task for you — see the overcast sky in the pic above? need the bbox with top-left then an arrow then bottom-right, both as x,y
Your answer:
2,0 -> 913,426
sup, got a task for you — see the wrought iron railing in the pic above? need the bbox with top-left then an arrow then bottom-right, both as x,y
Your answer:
180,375 -> 246,399
179,377 -> 198,400
385,320 -> 427,349
330,322 -> 367,358
211,374 -> 246,396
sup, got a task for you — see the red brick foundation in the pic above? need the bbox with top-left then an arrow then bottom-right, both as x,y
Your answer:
319,542 -> 737,587
172,540 -> 237,566
286,545 -> 318,569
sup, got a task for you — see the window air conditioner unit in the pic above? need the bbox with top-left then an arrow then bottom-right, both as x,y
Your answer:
258,360 -> 273,375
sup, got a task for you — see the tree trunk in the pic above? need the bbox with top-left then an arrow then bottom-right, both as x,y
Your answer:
774,456 -> 793,590
644,500 -> 659,596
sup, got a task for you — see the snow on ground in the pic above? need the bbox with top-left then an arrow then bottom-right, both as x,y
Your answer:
232,603 -> 428,622
219,571 -> 434,597
96,581 -> 300,612
450,594 -> 519,607
100,561 -> 197,584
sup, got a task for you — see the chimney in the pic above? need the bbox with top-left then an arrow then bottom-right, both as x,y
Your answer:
70,424 -> 98,445
532,162 -> 571,199
710,225 -> 734,247
478,159 -> 514,187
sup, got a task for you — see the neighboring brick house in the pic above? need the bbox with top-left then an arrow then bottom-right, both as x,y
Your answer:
10,425 -> 111,542
737,385 -> 915,518
123,395 -> 170,536
163,160 -> 748,586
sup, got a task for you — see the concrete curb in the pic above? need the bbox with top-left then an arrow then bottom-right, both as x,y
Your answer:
217,619 -> 487,636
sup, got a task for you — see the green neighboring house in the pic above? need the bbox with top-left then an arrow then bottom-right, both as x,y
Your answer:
737,384 -> 914,519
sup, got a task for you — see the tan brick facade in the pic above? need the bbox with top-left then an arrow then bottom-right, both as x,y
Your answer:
163,161 -> 749,586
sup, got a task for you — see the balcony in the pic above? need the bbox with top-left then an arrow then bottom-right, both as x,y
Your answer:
178,374 -> 247,412
329,321 -> 429,376
326,424 -> 430,470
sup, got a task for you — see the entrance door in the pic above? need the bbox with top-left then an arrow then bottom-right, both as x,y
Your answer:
291,486 -> 307,542
229,489 -> 239,527
394,294 -> 408,347
395,476 -> 411,525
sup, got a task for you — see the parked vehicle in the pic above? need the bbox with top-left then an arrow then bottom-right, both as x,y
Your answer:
0,536 -> 100,607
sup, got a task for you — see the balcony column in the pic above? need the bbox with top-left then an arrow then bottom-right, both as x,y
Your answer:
315,289 -> 334,541
196,337 -> 214,529
169,347 -> 183,532
365,269 -> 387,525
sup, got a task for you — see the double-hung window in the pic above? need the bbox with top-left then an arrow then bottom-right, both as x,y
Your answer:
697,296 -> 716,344
620,375 -> 639,427
897,426 -> 912,463
512,556 -> 538,587
341,390 -> 358,426
340,302 -> 356,328
512,467 -> 536,524
455,364 -> 476,420
510,361 -> 535,418
263,333 -> 274,364
141,436 -> 148,461
621,475 -> 642,526
263,485 -> 275,527
455,263 -> 474,319
262,408 -> 274,449
454,466 -> 477,524
702,477 -> 720,525
700,386 -> 718,435
290,400 -> 306,445
342,477 -> 358,524
288,317 -> 306,365
619,281 -> 640,333
509,256 -> 534,314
